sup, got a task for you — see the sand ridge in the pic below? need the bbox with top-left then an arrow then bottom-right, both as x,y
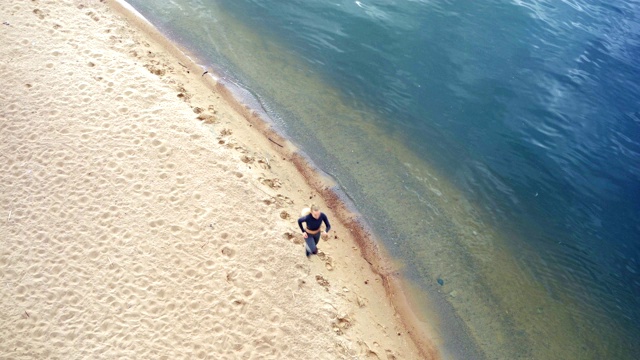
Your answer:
0,0 -> 435,359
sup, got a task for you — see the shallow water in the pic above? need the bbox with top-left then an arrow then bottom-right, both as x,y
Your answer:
124,0 -> 640,358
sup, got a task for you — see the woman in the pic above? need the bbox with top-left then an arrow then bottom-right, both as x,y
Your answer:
298,205 -> 331,257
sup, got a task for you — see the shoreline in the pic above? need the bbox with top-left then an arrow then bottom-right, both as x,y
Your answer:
71,2 -> 639,360
0,0 -> 439,359
107,1 -> 443,357
106,0 -> 443,357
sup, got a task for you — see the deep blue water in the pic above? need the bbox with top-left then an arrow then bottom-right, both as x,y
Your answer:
125,0 -> 640,358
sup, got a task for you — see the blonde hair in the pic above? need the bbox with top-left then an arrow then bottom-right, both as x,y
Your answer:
300,205 -> 320,217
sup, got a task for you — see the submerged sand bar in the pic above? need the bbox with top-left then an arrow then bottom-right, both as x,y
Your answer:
0,0 -> 437,358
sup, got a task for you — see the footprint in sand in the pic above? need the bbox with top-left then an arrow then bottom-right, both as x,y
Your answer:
176,86 -> 192,101
315,275 -> 330,291
332,314 -> 354,336
252,269 -> 263,281
33,9 -> 46,20
145,63 -> 166,76
356,294 -> 368,308
221,246 -> 236,257
231,298 -> 248,314
385,350 -> 398,360
241,155 -> 255,164
317,251 -> 335,271
259,177 -> 282,189
197,114 -> 216,123
283,231 -> 302,244
86,11 -> 100,22
257,158 -> 272,169
262,194 -> 294,208
357,341 -> 394,360
233,145 -> 248,154
297,278 -> 307,289
294,263 -> 309,276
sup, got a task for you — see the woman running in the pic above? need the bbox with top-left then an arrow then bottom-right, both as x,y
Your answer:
297,205 -> 331,257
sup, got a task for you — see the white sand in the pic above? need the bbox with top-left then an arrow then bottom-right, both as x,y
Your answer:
0,0 -> 437,358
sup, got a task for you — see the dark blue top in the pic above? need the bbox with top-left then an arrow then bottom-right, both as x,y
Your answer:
298,213 -> 331,233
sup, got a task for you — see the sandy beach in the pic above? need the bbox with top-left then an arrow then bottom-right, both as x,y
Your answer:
0,0 -> 437,359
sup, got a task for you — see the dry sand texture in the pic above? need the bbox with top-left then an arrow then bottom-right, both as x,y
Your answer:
0,0 -> 436,359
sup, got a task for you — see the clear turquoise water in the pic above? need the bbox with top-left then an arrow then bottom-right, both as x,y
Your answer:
124,0 -> 640,358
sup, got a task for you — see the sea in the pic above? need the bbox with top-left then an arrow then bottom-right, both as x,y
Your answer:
121,0 -> 640,359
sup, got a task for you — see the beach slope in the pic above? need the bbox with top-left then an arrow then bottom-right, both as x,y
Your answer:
0,0 -> 436,358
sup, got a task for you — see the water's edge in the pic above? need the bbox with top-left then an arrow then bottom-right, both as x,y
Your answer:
106,1 -> 481,358
106,1 -> 640,358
